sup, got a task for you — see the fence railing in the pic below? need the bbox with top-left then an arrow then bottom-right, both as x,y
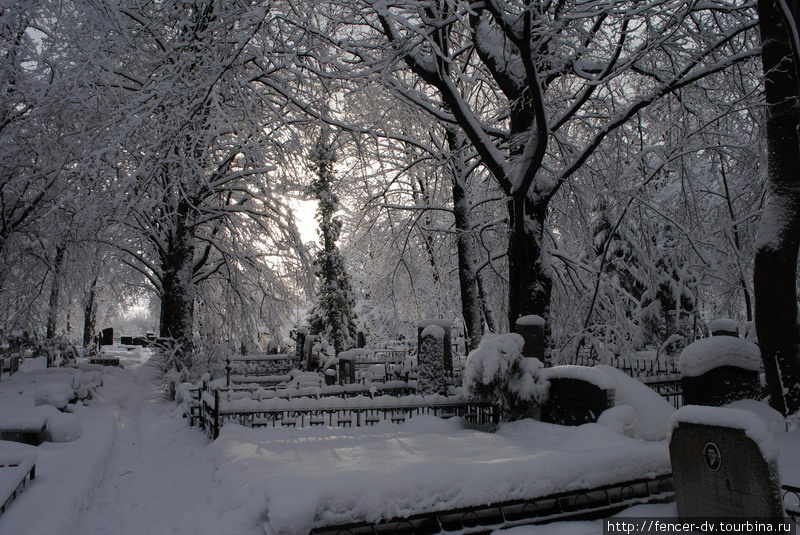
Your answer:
308,474 -> 675,535
193,383 -> 495,439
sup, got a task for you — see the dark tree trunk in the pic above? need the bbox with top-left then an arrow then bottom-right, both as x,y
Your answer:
507,197 -> 552,333
46,244 -> 66,339
755,0 -> 800,414
82,275 -> 98,347
159,201 -> 196,366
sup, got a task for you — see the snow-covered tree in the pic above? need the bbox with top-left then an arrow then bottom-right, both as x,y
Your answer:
306,134 -> 358,355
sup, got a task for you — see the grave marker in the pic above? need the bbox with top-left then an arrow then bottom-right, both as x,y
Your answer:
669,406 -> 784,520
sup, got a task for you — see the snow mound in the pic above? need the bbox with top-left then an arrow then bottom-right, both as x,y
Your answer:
598,405 -> 638,438
670,405 -> 778,462
678,336 -> 760,377
540,365 -> 615,390
206,417 -> 670,535
420,324 -> 445,340
516,314 -> 545,326
33,383 -> 74,410
47,412 -> 83,442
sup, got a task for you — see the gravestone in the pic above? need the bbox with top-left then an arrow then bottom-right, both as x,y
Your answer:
417,325 -> 447,395
338,353 -> 356,385
416,319 -> 453,372
515,315 -> 545,361
357,331 -> 366,349
669,406 -> 784,520
679,337 -> 762,407
710,318 -> 739,337
101,328 -> 113,346
540,376 -> 614,426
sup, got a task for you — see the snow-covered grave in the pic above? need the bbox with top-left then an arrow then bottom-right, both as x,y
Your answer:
0,346 -> 797,534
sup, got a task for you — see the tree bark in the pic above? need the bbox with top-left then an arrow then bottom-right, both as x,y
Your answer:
159,200 -> 196,366
46,244 -> 66,340
82,275 -> 98,347
448,129 -> 484,352
755,0 -> 800,414
507,197 -> 552,333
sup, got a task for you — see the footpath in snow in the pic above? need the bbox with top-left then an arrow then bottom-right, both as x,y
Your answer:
0,348 -> 215,535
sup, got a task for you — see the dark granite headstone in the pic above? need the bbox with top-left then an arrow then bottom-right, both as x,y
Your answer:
295,328 -> 308,368
515,316 -> 545,361
357,331 -> 366,349
417,320 -> 452,372
120,336 -> 133,346
101,328 -> 113,346
540,377 -> 614,426
670,421 -> 783,519
682,366 -> 762,407
338,356 -> 356,385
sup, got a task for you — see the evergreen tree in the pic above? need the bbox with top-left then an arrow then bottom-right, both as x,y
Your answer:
306,135 -> 358,355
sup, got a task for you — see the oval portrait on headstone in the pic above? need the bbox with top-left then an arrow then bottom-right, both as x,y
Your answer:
703,442 -> 721,471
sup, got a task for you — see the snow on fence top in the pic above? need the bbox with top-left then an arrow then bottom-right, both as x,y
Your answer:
338,349 -> 371,361
221,392 -> 467,412
515,314 -> 545,326
228,354 -> 293,362
669,405 -> 778,463
678,336 -> 760,377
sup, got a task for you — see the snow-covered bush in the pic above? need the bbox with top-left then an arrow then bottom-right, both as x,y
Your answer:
46,412 -> 83,442
463,333 -> 548,421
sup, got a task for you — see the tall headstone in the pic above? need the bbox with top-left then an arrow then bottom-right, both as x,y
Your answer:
337,350 -> 358,385
540,376 -> 614,426
101,328 -> 114,346
416,319 -> 452,372
515,315 -> 545,361
417,324 -> 447,395
669,406 -> 784,520
357,331 -> 366,349
679,337 -> 762,406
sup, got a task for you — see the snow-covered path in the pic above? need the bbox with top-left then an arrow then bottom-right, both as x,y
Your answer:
74,350 -> 215,535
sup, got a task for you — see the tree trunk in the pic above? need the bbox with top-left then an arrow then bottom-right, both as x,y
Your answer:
755,0 -> 800,414
159,202 -> 196,367
46,244 -> 66,339
82,275 -> 98,347
448,129 -> 484,352
507,197 -> 552,334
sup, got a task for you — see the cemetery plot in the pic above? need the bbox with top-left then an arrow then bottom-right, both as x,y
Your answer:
207,417 -> 673,535
0,449 -> 36,517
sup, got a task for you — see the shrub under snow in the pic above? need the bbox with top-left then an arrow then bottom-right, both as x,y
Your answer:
463,333 -> 548,420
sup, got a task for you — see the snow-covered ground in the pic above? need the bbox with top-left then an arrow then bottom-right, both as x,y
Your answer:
0,350 -> 796,535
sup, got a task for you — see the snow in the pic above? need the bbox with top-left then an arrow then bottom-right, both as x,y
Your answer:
416,319 -> 451,330
678,336 -> 761,377
463,333 -> 548,410
669,405 -> 779,462
542,366 -> 675,441
515,315 -> 545,327
709,318 -> 738,334
0,348 -> 798,535
420,323 -> 445,339
205,418 -> 670,534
